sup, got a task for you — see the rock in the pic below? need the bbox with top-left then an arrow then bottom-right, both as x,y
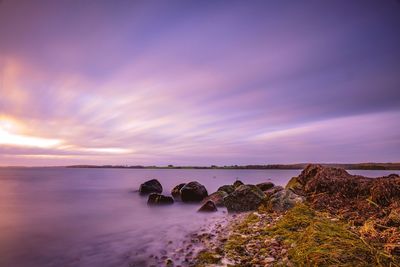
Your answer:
165,258 -> 174,267
286,164 -> 400,227
139,179 -> 162,195
171,183 -> 186,201
264,186 -> 284,198
286,164 -> 363,197
217,185 -> 235,194
181,181 -> 208,202
287,164 -> 400,205
267,189 -> 304,212
264,256 -> 275,263
198,200 -> 217,212
201,191 -> 228,207
233,180 -> 244,188
256,182 -> 275,191
224,184 -> 266,212
147,193 -> 174,205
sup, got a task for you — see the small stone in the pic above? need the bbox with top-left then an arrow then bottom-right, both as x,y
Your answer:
198,200 -> 218,212
269,238 -> 279,246
233,180 -> 244,188
165,258 -> 174,267
264,256 -> 275,263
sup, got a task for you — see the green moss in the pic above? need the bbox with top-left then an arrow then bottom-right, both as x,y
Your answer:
223,204 -> 398,266
285,176 -> 302,193
194,250 -> 222,266
267,204 -> 375,266
224,213 -> 262,263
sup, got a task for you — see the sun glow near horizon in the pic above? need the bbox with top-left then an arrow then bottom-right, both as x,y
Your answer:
0,118 -> 133,158
0,118 -> 62,148
0,0 -> 399,166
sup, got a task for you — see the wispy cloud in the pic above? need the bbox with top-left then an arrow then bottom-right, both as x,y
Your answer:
0,0 -> 399,165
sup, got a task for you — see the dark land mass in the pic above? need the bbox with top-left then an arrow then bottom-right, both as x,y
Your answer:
67,162 -> 400,170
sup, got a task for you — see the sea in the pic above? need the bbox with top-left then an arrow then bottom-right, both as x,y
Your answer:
0,167 -> 398,267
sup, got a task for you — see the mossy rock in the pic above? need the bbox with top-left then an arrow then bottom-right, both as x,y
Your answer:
194,250 -> 222,266
285,176 -> 304,195
224,185 -> 265,213
217,185 -> 235,194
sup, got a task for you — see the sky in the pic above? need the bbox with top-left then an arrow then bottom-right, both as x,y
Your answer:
0,0 -> 400,166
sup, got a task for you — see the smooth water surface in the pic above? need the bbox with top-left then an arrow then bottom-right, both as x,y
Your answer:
0,168 -> 398,267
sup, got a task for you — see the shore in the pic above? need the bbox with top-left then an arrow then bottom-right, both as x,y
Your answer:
66,163 -> 400,171
188,165 -> 400,267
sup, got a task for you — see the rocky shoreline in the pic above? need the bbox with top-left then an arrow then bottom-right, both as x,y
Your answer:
137,164 -> 400,266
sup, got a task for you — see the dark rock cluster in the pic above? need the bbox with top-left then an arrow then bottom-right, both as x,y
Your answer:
138,177 -> 303,214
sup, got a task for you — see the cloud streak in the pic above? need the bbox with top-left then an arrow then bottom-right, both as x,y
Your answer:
0,0 -> 399,166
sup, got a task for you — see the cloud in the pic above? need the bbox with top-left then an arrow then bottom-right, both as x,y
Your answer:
0,0 -> 399,165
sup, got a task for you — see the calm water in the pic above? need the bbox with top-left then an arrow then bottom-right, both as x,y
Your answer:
0,168 -> 398,267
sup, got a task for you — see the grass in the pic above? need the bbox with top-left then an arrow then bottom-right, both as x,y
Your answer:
223,204 -> 399,266
276,205 -> 373,266
194,250 -> 222,266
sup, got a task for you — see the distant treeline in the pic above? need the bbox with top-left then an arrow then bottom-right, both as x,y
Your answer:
67,163 -> 400,170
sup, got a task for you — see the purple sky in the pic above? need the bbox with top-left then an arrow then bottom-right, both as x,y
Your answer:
0,0 -> 399,166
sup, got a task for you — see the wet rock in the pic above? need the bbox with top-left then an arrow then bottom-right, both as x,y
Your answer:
201,191 -> 228,207
147,193 -> 174,205
165,258 -> 174,267
171,183 -> 186,201
224,184 -> 266,212
198,200 -> 218,212
267,189 -> 304,212
181,181 -> 208,202
256,182 -> 275,191
264,186 -> 284,198
233,180 -> 244,188
139,179 -> 163,195
217,185 -> 235,194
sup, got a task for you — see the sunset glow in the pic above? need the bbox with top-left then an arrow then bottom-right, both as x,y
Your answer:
0,0 -> 399,166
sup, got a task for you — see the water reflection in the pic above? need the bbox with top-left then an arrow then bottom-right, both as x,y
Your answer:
0,168 -> 397,266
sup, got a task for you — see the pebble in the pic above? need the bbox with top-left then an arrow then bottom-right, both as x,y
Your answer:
264,257 -> 275,263
165,258 -> 174,267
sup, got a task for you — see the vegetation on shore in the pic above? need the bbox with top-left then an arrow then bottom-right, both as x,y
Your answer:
195,203 -> 399,266
193,164 -> 400,266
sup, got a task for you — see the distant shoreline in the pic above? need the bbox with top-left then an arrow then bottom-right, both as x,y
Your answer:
65,163 -> 400,170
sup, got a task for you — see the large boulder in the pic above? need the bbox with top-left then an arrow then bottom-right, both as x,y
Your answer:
217,185 -> 235,194
286,164 -> 369,197
147,193 -> 174,205
171,183 -> 186,201
224,184 -> 266,213
198,200 -> 217,212
201,191 -> 228,207
180,181 -> 208,202
139,179 -> 162,195
266,189 -> 304,212
256,182 -> 275,191
286,164 -> 400,223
